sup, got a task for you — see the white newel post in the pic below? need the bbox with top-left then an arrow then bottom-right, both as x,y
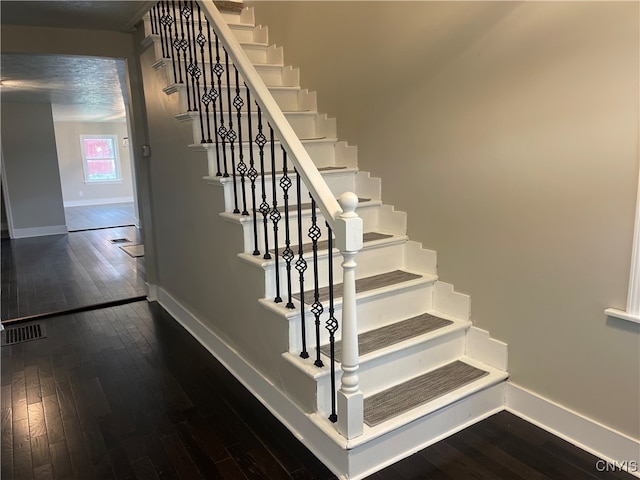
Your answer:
335,192 -> 364,439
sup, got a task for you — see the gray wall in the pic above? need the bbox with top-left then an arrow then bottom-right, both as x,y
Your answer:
54,120 -> 135,206
1,102 -> 66,236
248,1 -> 640,438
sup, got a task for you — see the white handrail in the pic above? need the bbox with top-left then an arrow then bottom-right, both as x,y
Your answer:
199,0 -> 343,227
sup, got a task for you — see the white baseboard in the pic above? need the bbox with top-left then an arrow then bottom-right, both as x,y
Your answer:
12,224 -> 68,238
146,283 -> 158,302
63,196 -> 134,207
507,383 -> 640,478
466,326 -> 508,370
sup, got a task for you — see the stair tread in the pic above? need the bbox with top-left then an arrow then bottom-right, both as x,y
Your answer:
320,313 -> 453,361
273,231 -> 392,256
363,360 -> 489,427
293,270 -> 422,305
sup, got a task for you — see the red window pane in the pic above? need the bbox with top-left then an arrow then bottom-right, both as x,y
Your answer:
84,138 -> 115,159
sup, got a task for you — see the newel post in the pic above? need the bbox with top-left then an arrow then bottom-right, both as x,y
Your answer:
335,192 -> 364,439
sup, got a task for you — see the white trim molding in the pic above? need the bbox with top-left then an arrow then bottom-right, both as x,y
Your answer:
606,167 -> 640,324
63,196 -> 135,208
507,383 -> 640,478
12,224 -> 68,239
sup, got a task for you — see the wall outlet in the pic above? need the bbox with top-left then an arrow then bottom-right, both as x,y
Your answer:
79,191 -> 83,197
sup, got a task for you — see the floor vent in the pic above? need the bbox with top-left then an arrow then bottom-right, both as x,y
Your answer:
1,323 -> 47,346
109,238 -> 131,244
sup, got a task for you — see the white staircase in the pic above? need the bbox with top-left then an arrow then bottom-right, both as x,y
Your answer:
143,4 -> 508,479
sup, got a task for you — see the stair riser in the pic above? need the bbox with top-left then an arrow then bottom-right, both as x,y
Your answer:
229,202 -> 382,255
263,242 -> 410,301
288,282 -> 436,354
169,83 -> 316,114
215,171 -> 357,214
202,141 -> 338,175
181,111 -> 334,144
143,18 -> 259,44
160,61 -> 299,87
316,329 -> 467,413
201,140 -> 358,176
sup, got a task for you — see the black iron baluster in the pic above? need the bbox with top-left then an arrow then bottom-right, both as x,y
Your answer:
326,223 -> 338,423
256,106 -> 271,259
309,197 -> 324,367
233,68 -> 248,216
214,36 -> 228,177
295,168 -> 309,359
149,4 -> 158,35
225,51 -> 240,214
246,89 -> 260,255
281,148 -> 295,309
185,1 -> 204,141
158,1 -> 168,58
162,1 -> 178,84
197,5 -> 213,143
269,126 -> 282,303
206,21 -> 221,174
184,2 -> 198,112
172,1 -> 185,85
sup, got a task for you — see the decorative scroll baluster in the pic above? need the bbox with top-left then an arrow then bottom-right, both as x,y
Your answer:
234,68 -> 248,216
247,89 -> 260,255
162,1 -> 178,84
177,2 -> 190,100
182,2 -> 197,113
309,197 -> 324,367
171,1 -> 185,85
225,52 -> 240,214
269,126 -> 282,303
213,36 -> 228,177
205,21 -> 221,173
196,5 -> 212,143
184,1 -> 205,142
281,149 -> 295,309
326,223 -> 338,423
295,169 -> 309,358
158,1 -> 169,58
256,107 -> 271,259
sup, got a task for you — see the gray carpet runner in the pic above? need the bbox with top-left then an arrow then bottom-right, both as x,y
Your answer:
292,270 -> 422,305
320,313 -> 453,361
273,232 -> 392,256
363,360 -> 489,427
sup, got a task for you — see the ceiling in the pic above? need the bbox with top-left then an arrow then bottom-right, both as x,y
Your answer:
0,1 -> 150,122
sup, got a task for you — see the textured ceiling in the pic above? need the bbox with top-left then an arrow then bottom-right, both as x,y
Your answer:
0,1 -> 144,122
0,1 -> 150,31
1,54 -> 129,122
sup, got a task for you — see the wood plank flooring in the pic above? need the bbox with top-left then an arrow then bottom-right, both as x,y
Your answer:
1,301 -> 634,480
64,203 -> 136,232
1,226 -> 147,322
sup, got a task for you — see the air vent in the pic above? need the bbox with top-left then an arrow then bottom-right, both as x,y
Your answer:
109,238 -> 131,244
1,323 -> 47,346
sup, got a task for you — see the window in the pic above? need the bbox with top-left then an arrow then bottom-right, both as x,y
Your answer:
80,135 -> 121,183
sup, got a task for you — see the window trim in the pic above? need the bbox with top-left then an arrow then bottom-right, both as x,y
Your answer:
605,169 -> 640,324
80,134 -> 122,184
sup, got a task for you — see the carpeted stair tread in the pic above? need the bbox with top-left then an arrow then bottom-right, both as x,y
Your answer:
273,232 -> 392,256
364,360 -> 489,427
320,313 -> 453,361
293,270 -> 422,305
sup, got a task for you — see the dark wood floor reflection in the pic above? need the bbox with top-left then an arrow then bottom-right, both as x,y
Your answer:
1,226 -> 146,321
64,203 -> 137,232
1,301 -> 634,480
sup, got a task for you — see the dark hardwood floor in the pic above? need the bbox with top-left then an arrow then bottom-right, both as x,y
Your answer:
1,226 -> 146,322
1,301 -> 634,480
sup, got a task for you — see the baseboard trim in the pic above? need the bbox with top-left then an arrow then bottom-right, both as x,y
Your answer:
12,225 -> 68,239
506,383 -> 640,478
146,283 -> 158,302
63,197 -> 134,207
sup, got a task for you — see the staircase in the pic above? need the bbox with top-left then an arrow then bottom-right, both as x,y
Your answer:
142,2 -> 508,478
